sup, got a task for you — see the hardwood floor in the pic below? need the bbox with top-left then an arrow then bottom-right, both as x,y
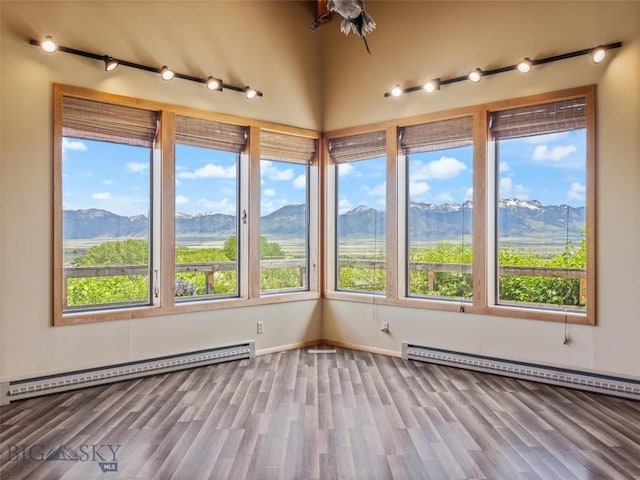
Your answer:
1,347 -> 640,479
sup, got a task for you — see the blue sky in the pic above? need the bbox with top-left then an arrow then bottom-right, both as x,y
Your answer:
62,129 -> 586,217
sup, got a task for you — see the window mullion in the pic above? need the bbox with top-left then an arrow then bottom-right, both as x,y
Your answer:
159,111 -> 176,307
247,126 -> 261,299
386,127 -> 399,300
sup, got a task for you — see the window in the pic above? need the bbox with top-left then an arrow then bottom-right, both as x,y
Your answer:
259,131 -> 316,293
329,131 -> 387,294
60,96 -> 158,312
174,116 -> 247,301
324,86 -> 595,324
490,98 -> 589,313
401,117 -> 474,302
53,85 -> 320,325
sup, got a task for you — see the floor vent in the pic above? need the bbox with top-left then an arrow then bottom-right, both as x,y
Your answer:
402,342 -> 640,401
2,341 -> 254,404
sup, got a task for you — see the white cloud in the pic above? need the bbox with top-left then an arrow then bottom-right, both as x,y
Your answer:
293,174 -> 306,189
532,145 -> 577,162
261,160 -> 293,181
102,180 -> 115,185
363,182 -> 386,196
500,177 -> 513,193
62,138 -> 88,152
412,156 -> 467,180
263,188 -> 276,197
338,197 -> 354,214
567,182 -> 586,202
436,192 -> 454,203
178,163 -> 236,179
197,197 -> 235,214
175,195 -> 189,205
92,192 -> 111,200
338,163 -> 355,177
409,181 -> 429,196
127,162 -> 150,173
499,161 -> 511,173
261,198 -> 289,216
465,187 -> 474,200
522,131 -> 570,144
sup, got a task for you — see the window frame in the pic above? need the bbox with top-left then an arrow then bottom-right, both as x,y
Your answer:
324,86 -> 596,325
53,84 -> 320,326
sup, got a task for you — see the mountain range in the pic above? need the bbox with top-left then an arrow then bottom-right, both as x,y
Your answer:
63,199 -> 585,241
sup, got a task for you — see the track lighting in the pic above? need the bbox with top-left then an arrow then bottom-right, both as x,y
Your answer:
384,41 -> 622,98
592,47 -> 606,64
103,56 -> 118,72
390,85 -> 403,97
28,36 -> 263,99
160,66 -> 174,81
423,78 -> 441,93
40,36 -> 57,53
517,58 -> 532,73
468,68 -> 483,82
244,86 -> 257,99
207,76 -> 222,91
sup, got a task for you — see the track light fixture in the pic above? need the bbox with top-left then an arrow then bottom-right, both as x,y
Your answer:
517,57 -> 532,73
592,46 -> 606,64
423,78 -> 441,93
103,56 -> 118,72
40,36 -> 57,53
244,86 -> 257,99
160,66 -> 174,81
28,36 -> 263,99
468,68 -> 483,82
385,41 -> 622,98
207,76 -> 223,91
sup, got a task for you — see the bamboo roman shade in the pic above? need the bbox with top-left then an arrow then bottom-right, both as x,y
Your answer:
260,131 -> 317,164
328,130 -> 386,163
399,116 -> 474,154
490,98 -> 587,140
175,116 -> 247,153
62,96 -> 158,148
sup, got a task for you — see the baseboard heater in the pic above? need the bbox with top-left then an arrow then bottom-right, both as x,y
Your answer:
402,342 -> 640,401
1,341 -> 255,405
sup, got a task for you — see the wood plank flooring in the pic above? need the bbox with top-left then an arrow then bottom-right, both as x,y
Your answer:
1,347 -> 640,479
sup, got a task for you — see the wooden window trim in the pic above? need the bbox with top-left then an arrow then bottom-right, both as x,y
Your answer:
323,85 -> 596,325
53,84 -> 320,326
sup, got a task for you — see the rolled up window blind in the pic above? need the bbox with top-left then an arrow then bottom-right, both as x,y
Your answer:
490,98 -> 586,140
175,116 -> 247,153
399,116 -> 473,154
328,130 -> 386,163
62,96 -> 158,147
261,131 -> 317,164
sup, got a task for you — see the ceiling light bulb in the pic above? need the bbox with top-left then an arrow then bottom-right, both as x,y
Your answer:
161,66 -> 174,81
390,85 -> 403,97
423,78 -> 441,93
517,58 -> 532,73
207,76 -> 222,91
468,68 -> 483,82
592,47 -> 606,63
41,36 -> 57,53
104,56 -> 118,72
244,86 -> 257,99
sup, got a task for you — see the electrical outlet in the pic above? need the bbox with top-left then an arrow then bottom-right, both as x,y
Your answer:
257,321 -> 264,334
380,322 -> 389,332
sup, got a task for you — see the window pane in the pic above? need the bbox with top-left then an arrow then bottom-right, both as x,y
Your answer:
62,138 -> 151,310
174,144 -> 239,300
407,146 -> 474,300
336,156 -> 386,293
496,129 -> 587,311
260,160 -> 309,293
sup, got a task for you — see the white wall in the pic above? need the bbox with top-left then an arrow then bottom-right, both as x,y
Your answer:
322,1 -> 640,378
1,1 -> 639,383
0,1 -> 323,381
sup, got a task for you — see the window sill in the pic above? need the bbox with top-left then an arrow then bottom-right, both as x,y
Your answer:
55,291 -> 321,326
